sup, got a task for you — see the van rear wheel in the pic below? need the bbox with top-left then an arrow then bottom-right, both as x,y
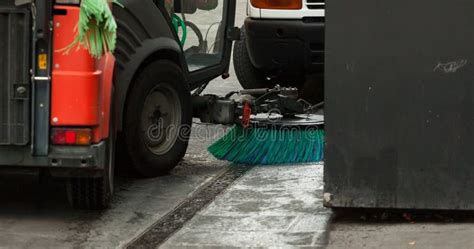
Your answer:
124,60 -> 192,177
233,26 -> 274,89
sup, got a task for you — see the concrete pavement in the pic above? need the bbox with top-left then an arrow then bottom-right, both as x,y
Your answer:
328,211 -> 474,249
161,164 -> 331,248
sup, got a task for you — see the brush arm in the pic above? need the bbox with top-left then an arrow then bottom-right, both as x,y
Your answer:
192,86 -> 315,125
192,95 -> 237,125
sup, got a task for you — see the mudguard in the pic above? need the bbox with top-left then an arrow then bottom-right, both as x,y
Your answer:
112,0 -> 187,130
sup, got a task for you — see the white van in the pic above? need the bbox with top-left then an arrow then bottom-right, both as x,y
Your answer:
234,0 -> 325,95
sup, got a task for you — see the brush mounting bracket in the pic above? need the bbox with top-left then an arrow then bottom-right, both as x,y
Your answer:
192,86 -> 313,125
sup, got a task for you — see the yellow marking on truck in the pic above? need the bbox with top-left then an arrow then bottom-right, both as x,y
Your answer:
38,54 -> 47,70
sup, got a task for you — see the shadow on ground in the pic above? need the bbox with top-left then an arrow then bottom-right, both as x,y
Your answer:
332,208 -> 474,224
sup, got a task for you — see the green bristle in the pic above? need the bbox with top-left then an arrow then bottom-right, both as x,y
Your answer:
208,125 -> 324,165
60,0 -> 120,58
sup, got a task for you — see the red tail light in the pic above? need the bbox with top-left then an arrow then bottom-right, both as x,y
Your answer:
51,128 -> 93,145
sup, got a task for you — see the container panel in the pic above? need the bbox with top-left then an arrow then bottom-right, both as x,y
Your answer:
325,0 -> 474,209
0,2 -> 31,145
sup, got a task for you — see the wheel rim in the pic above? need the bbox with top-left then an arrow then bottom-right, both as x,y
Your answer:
141,83 -> 182,156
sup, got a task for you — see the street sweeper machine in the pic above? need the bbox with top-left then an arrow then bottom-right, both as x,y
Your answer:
0,0 -> 324,209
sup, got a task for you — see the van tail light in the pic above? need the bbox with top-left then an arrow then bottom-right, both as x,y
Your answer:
51,128 -> 93,146
250,0 -> 302,10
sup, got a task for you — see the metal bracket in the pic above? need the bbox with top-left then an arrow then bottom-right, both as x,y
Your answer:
13,84 -> 30,100
15,0 -> 32,6
33,76 -> 51,81
31,0 -> 54,156
227,26 -> 241,41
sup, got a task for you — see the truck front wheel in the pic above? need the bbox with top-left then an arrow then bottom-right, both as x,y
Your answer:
124,60 -> 192,177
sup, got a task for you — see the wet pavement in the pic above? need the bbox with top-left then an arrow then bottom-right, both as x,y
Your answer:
0,120 -> 332,249
0,123 -> 230,248
327,210 -> 474,249
161,164 -> 330,248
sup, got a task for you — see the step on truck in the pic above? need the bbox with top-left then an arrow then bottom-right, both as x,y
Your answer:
0,0 -> 236,209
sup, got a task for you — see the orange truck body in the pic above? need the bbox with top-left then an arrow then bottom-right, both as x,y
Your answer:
51,5 -> 115,143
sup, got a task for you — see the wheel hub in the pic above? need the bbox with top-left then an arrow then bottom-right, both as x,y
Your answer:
141,84 -> 182,155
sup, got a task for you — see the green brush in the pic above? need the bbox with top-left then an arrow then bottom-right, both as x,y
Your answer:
62,0 -> 119,58
208,115 -> 324,165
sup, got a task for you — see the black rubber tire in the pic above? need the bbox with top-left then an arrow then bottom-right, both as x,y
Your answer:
67,104 -> 116,210
233,27 -> 274,89
124,60 -> 192,177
